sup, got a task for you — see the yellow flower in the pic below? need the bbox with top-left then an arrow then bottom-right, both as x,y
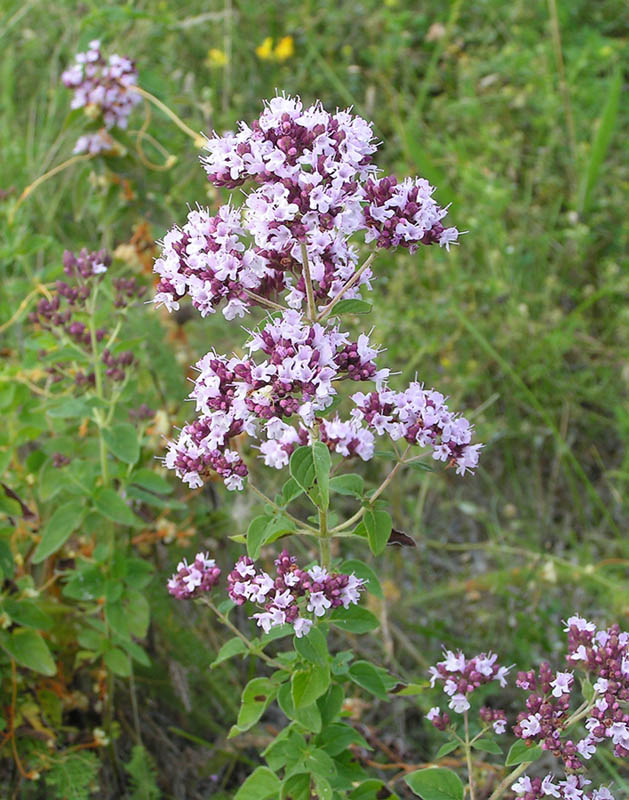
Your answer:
206,48 -> 228,68
274,36 -> 294,62
256,36 -> 295,62
256,37 -> 274,61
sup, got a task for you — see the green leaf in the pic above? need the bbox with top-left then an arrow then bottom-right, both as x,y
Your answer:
293,627 -> 328,666
0,539 -> 14,580
291,664 -> 330,709
234,767 -> 280,800
103,423 -> 140,465
231,677 -> 277,735
290,442 -> 330,507
125,589 -> 150,638
312,441 -> 331,510
211,636 -> 248,668
1,629 -> 56,676
330,605 -> 379,634
280,477 -> 303,504
364,509 -> 392,556
578,67 -> 622,214
281,773 -> 311,800
290,445 -> 316,494
104,647 -> 131,677
329,473 -> 365,497
505,739 -> 543,766
32,501 -> 84,563
349,780 -> 394,799
333,299 -> 372,315
435,741 -> 459,759
277,683 -> 322,733
130,468 -> 172,495
3,599 -> 52,630
348,660 -> 388,700
317,684 -> 344,727
105,600 -> 128,638
45,398 -> 89,419
340,559 -> 383,597
247,515 -> 294,560
472,738 -> 502,755
318,722 -> 371,756
313,774 -> 333,800
405,767 -> 464,800
93,488 -> 140,527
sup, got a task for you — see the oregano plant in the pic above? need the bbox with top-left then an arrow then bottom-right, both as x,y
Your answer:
155,95 -> 627,799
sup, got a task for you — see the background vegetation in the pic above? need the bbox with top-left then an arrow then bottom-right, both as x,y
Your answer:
0,0 -> 627,797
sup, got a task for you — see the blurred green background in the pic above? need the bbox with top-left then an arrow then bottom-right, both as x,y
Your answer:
1,0 -> 627,796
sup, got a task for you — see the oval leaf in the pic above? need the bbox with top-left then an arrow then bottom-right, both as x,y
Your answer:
405,767 -> 464,800
32,501 -> 84,563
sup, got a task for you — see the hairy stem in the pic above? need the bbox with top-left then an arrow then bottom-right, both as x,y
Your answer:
300,243 -> 317,322
331,445 -> 411,533
132,85 -> 204,146
316,252 -> 376,322
206,599 -> 289,671
488,761 -> 530,800
464,710 -> 476,800
318,505 -> 330,569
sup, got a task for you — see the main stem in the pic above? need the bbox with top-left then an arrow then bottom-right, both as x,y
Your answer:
464,710 -> 476,800
88,283 -> 109,486
206,599 -> 289,671
318,505 -> 330,569
300,243 -> 317,322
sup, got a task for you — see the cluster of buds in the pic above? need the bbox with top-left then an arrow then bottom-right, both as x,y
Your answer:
31,249 -> 146,392
479,706 -> 507,734
129,403 -> 155,422
514,663 -> 578,767
428,649 -> 511,715
154,94 -> 457,321
167,553 -> 221,599
62,40 -> 140,153
353,383 -> 482,476
113,276 -> 147,308
227,550 -> 365,638
102,348 -> 134,382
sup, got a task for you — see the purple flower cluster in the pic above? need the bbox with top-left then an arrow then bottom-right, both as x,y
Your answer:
163,311 -> 385,489
511,775 -> 614,800
167,552 -> 221,599
566,616 -> 629,761
352,383 -> 482,476
363,176 -> 459,252
428,649 -> 511,716
227,549 -> 365,638
154,95 -> 457,320
514,663 -> 578,766
62,40 -> 140,153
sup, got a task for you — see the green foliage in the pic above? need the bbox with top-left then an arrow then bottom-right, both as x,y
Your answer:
43,751 -> 100,800
124,745 -> 161,800
404,768 -> 464,800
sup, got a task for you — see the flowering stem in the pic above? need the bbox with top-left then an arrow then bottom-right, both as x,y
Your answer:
300,243 -> 317,322
243,289 -> 288,313
87,283 -> 109,486
318,506 -> 330,569
463,711 -> 476,800
248,481 -> 318,533
10,154 -> 94,222
316,252 -> 376,322
488,761 -> 530,800
131,85 -> 205,147
331,446 -> 411,534
205,599 -> 289,671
